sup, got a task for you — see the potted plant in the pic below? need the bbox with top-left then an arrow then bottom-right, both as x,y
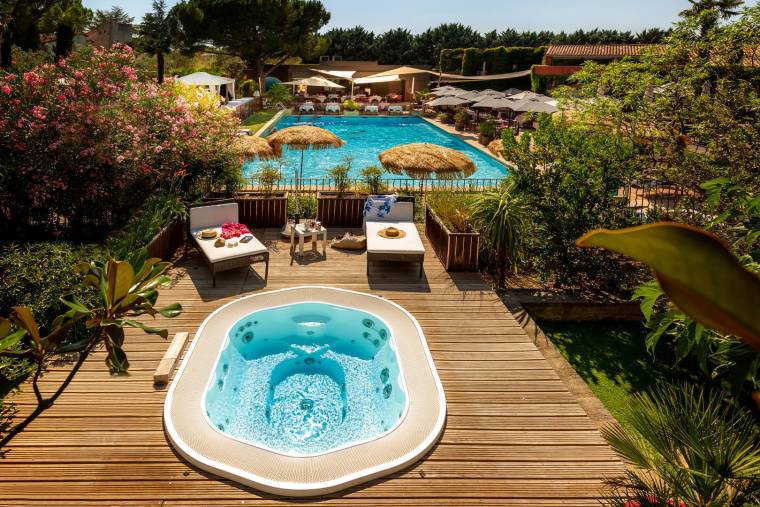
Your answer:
454,108 -> 469,132
236,163 -> 288,228
359,165 -> 387,195
478,117 -> 497,146
342,99 -> 360,116
317,158 -> 368,227
437,111 -> 454,124
424,191 -> 481,272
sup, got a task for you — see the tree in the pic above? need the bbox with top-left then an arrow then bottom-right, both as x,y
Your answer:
413,23 -> 482,67
325,26 -> 375,61
0,0 -> 60,69
373,28 -> 414,65
90,5 -> 133,27
39,0 -> 92,60
681,0 -> 744,35
172,0 -> 330,103
134,0 -> 175,83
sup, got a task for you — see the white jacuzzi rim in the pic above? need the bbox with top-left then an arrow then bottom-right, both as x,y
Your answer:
163,286 -> 447,497
199,299 -> 412,458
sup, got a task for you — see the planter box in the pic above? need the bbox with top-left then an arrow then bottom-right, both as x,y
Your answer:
146,217 -> 186,261
508,289 -> 643,322
316,192 -> 368,227
424,204 -> 479,272
235,191 -> 288,228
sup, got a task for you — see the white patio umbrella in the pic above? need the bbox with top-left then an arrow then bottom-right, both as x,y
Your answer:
503,88 -> 523,96
281,76 -> 345,94
430,86 -> 463,96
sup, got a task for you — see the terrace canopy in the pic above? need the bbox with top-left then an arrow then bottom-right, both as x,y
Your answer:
310,68 -> 401,98
364,66 -> 432,97
178,71 -> 236,100
426,96 -> 473,107
281,76 -> 345,92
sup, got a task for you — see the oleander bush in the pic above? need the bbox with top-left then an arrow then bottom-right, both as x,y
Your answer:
0,44 -> 242,240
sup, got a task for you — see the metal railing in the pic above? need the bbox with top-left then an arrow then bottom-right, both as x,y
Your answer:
243,177 -> 505,193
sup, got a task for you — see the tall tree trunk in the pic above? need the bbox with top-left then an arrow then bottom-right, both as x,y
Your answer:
1,29 -> 12,69
54,24 -> 75,61
157,52 -> 165,84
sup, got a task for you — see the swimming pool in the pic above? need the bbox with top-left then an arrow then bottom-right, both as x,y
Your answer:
204,302 -> 407,456
165,287 -> 446,496
246,115 -> 508,181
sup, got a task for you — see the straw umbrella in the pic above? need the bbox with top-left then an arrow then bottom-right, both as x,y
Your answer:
236,135 -> 278,161
379,143 -> 476,192
487,139 -> 505,159
267,125 -> 346,186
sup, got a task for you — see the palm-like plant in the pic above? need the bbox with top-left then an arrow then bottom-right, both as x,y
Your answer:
469,178 -> 529,287
681,0 -> 744,36
0,249 -> 181,447
602,383 -> 760,506
135,0 -> 175,83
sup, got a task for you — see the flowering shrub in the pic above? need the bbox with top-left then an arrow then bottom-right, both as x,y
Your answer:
0,45 -> 242,239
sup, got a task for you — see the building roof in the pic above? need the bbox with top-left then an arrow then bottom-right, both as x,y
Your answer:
546,44 -> 654,59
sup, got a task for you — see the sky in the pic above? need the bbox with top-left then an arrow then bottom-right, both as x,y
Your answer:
82,0 -> 757,33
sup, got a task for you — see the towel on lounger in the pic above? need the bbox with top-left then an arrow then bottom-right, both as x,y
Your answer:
221,222 -> 251,239
363,195 -> 397,221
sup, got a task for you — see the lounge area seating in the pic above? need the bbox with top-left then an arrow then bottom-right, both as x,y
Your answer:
365,196 -> 424,277
188,200 -> 269,287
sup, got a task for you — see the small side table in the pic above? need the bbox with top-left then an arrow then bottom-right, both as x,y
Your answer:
291,223 -> 327,258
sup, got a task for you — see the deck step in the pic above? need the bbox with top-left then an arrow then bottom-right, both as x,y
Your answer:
153,332 -> 190,386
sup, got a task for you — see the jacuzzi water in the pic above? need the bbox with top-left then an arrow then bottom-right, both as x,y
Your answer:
204,302 -> 407,456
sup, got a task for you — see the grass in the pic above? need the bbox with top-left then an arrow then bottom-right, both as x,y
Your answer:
539,321 -> 669,430
425,191 -> 479,232
241,110 -> 278,133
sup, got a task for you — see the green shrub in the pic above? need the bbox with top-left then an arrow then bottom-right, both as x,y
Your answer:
0,242 -> 105,383
503,116 -> 643,293
360,166 -> 387,195
425,191 -> 477,233
238,79 -> 258,97
256,164 -> 282,196
288,194 -> 317,220
342,99 -> 360,111
531,67 -> 571,93
478,117 -> 497,138
439,48 -> 465,73
469,179 -> 530,286
328,162 -> 351,196
106,192 -> 187,258
264,83 -> 291,105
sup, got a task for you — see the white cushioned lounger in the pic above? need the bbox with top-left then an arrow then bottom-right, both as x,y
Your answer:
365,200 -> 425,277
188,201 -> 269,287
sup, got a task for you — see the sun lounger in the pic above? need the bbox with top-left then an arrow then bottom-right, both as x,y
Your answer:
188,200 -> 269,287
365,197 -> 424,277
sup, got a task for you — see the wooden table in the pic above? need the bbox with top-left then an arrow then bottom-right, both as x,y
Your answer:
290,223 -> 327,258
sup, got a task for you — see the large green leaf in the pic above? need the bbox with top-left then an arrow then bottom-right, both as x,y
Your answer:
158,303 -> 182,319
577,223 -> 760,351
11,307 -> 41,346
106,258 -> 135,307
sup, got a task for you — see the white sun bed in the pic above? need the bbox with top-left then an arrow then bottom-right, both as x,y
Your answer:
365,198 -> 424,277
188,200 -> 269,287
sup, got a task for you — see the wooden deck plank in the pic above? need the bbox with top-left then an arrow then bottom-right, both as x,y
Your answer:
0,226 -> 623,504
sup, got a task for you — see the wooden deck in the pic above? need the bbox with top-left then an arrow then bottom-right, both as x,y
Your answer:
0,226 -> 623,506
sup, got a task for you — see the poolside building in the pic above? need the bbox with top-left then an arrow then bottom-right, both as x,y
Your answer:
263,60 -> 434,101
533,44 -> 656,80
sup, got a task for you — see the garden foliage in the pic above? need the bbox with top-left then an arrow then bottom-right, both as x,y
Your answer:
0,44 -> 242,239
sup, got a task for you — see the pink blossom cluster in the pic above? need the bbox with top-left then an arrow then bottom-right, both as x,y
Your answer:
0,45 -> 242,224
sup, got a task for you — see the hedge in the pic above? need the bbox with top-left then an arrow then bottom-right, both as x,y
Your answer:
440,46 -> 546,76
530,67 -> 572,93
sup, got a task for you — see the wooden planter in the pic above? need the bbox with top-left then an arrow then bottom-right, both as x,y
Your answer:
146,217 -> 186,261
316,192 -> 368,227
424,204 -> 480,272
234,191 -> 288,228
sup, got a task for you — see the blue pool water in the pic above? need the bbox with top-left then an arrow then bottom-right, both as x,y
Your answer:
245,115 -> 508,181
204,303 -> 407,456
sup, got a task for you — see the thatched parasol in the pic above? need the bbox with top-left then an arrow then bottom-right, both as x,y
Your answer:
235,135 -> 278,161
379,143 -> 477,182
266,125 -> 345,157
487,139 -> 504,159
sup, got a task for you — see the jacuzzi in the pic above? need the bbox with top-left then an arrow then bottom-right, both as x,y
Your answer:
164,287 -> 446,497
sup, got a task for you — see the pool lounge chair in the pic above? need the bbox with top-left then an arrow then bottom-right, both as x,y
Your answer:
187,200 -> 269,287
365,197 -> 424,277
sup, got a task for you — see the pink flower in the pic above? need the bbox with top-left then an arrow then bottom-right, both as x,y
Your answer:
116,155 -> 125,163
1,84 -> 10,95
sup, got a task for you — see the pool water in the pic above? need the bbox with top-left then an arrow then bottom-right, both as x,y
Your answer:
245,115 -> 508,181
204,302 -> 407,456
